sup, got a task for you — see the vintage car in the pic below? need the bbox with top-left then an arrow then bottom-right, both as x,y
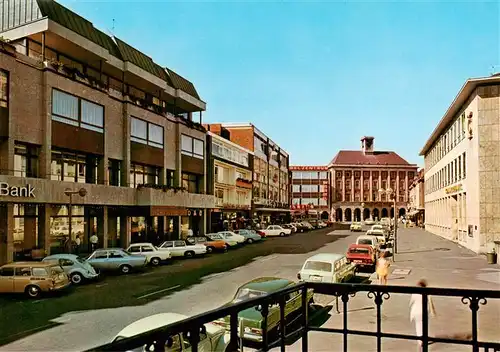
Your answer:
297,253 -> 355,283
281,224 -> 297,233
42,253 -> 99,284
364,219 -> 375,225
0,262 -> 70,298
261,225 -> 292,237
87,248 -> 147,274
217,231 -> 246,244
186,236 -> 228,253
346,244 -> 377,271
206,233 -> 239,248
126,243 -> 172,266
366,229 -> 387,248
350,222 -> 363,232
234,229 -> 263,244
159,240 -> 207,258
113,312 -> 231,352
317,221 -> 328,229
356,235 -> 380,252
214,277 -> 314,345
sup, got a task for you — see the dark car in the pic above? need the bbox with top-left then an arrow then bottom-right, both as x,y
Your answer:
282,224 -> 297,233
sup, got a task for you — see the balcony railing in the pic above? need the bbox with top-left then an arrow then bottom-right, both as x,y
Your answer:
86,282 -> 500,352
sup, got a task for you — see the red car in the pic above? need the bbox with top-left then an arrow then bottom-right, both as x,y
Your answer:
346,244 -> 376,272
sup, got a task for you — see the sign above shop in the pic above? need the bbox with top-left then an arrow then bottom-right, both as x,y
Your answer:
188,209 -> 204,217
290,166 -> 328,171
0,182 -> 35,198
445,184 -> 463,195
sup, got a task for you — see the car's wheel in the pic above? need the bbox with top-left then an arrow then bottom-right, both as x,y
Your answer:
25,285 -> 41,298
70,272 -> 83,285
184,251 -> 195,258
206,246 -> 214,253
247,238 -> 254,244
279,232 -> 285,237
120,264 -> 132,274
150,257 -> 161,266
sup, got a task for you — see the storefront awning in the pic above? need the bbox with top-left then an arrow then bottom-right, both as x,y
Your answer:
408,209 -> 424,217
254,208 -> 291,212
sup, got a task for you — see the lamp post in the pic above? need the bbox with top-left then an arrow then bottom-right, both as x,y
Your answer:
64,188 -> 87,253
378,188 -> 398,260
361,202 -> 365,222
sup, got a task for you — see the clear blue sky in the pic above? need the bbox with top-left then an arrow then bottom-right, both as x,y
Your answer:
61,0 -> 499,166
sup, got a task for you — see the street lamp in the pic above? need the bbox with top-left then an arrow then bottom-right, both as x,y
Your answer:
361,202 -> 365,222
64,188 -> 87,253
378,188 -> 398,259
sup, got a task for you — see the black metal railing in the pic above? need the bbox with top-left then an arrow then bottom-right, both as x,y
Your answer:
86,282 -> 500,352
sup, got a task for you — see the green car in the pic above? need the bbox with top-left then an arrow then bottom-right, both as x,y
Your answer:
214,277 -> 314,345
350,222 -> 363,232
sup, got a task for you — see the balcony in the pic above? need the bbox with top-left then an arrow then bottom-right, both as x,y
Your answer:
236,178 -> 252,189
88,282 -> 500,352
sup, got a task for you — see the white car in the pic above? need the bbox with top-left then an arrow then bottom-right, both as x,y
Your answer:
217,231 -> 246,244
159,240 -> 207,258
356,235 -> 380,251
317,221 -> 328,229
113,312 -> 231,352
297,253 -> 355,283
126,243 -> 171,266
261,225 -> 292,237
366,229 -> 386,246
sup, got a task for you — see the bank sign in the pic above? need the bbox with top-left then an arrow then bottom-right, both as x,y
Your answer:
0,182 -> 35,197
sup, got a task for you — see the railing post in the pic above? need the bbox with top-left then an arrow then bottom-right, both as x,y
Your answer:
301,286 -> 309,352
279,295 -> 286,352
461,296 -> 487,352
421,294 -> 429,352
229,313 -> 239,352
342,293 -> 350,352
261,303 -> 269,351
189,326 -> 200,352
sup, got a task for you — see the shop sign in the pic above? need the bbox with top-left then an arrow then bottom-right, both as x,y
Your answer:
0,182 -> 35,198
445,184 -> 462,195
188,209 -> 203,217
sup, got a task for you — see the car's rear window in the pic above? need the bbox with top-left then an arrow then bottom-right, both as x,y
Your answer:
350,248 -> 370,254
358,239 -> 372,245
32,267 -> 48,276
304,261 -> 332,272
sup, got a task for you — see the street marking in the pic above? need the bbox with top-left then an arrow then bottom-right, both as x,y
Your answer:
392,269 -> 411,275
137,285 -> 181,299
260,255 -> 278,262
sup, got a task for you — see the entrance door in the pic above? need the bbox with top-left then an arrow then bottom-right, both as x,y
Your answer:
451,195 -> 458,241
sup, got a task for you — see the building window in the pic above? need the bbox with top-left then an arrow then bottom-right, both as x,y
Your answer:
292,184 -> 301,193
181,135 -> 204,159
130,117 -> 164,148
130,163 -> 160,187
14,143 -> 39,177
51,149 -> 98,183
108,159 -> 121,186
166,170 -> 175,187
182,172 -> 200,193
463,152 -> 466,178
52,89 -> 104,133
0,70 -> 8,108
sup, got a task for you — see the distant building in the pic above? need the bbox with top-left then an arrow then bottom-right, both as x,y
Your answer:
420,74 -> 500,254
408,169 -> 425,226
289,166 -> 329,220
329,137 -> 418,222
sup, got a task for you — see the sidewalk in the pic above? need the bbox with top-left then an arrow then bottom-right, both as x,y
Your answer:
272,227 -> 500,352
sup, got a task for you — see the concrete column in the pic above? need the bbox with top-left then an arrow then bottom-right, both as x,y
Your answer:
360,172 -> 364,201
404,171 -> 409,203
201,210 -> 207,235
97,206 -> 108,248
174,216 -> 181,239
369,171 -> 373,202
0,138 -> 14,175
351,171 -> 354,202
396,172 -> 400,200
24,206 -> 37,250
174,123 -> 182,187
0,204 -> 14,265
38,204 -> 51,255
108,215 -> 118,248
119,216 -> 131,248
378,173 -> 382,200
98,155 -> 109,185
40,71 -> 51,179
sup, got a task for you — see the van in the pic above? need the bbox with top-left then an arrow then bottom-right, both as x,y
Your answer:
297,253 -> 355,283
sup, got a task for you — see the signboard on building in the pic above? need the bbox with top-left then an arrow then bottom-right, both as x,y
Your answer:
290,166 -> 328,171
445,184 -> 463,195
0,183 -> 35,197
188,209 -> 204,217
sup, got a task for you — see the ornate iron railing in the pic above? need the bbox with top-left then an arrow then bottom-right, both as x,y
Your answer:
86,282 -> 500,352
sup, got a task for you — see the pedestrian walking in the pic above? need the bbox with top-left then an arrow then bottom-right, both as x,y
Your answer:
187,227 -> 193,237
74,235 -> 81,255
410,279 -> 436,351
376,251 -> 390,285
90,233 -> 98,252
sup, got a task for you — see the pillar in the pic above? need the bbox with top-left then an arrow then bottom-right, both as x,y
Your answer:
119,216 -> 131,248
41,71 -> 51,180
396,171 -> 400,201
200,209 -> 207,235
369,171 -> 373,202
360,171 -> 364,202
0,204 -> 14,265
351,171 -> 354,202
0,138 -> 14,176
174,123 -> 182,188
23,205 -> 37,250
341,170 -> 345,201
98,155 -> 109,185
174,216 -> 181,239
121,104 -> 131,187
378,173 -> 382,200
38,204 -> 51,255
108,215 -> 118,248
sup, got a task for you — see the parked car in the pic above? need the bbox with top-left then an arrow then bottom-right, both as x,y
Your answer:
281,224 -> 297,233
366,229 -> 387,248
346,244 -> 377,272
234,229 -> 263,244
126,243 -> 171,266
86,248 -> 147,274
113,312 -> 231,352
317,221 -> 328,229
217,231 -> 246,245
186,236 -> 228,253
364,219 -> 375,225
42,254 -> 99,284
159,240 -> 207,258
300,222 -> 314,230
350,222 -> 363,232
356,235 -> 380,252
290,222 -> 306,232
261,225 -> 292,237
214,277 -> 314,345
370,224 -> 384,232
206,233 -> 239,248
0,261 -> 70,298
297,253 -> 355,283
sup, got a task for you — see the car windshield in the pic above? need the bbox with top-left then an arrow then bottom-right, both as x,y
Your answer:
350,248 -> 370,254
233,288 -> 267,302
304,261 -> 332,272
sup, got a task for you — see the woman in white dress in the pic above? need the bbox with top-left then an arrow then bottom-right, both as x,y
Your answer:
409,279 -> 436,351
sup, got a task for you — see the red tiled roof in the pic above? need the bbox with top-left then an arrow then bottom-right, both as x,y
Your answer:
329,150 -> 411,166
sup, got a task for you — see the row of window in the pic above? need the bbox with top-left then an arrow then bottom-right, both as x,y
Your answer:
292,198 -> 328,206
181,135 -> 204,159
426,152 -> 466,194
0,70 -> 8,108
292,184 -> 327,193
253,136 -> 287,165
292,171 -> 328,179
212,142 -> 249,167
427,113 -> 467,168
333,170 -> 415,180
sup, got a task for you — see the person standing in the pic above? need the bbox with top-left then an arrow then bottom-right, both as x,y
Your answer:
187,227 -> 193,238
376,251 -> 390,285
75,235 -> 81,255
90,233 -> 98,252
410,279 -> 436,351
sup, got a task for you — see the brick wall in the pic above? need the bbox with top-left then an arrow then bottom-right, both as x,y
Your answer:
224,126 -> 254,151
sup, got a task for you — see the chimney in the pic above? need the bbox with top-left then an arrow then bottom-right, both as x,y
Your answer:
361,136 -> 375,155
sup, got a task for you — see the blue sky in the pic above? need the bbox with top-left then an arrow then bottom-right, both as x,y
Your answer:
61,0 -> 499,166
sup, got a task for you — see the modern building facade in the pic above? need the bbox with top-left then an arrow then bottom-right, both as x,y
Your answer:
206,131 -> 253,232
0,0 -> 213,264
408,168 -> 425,226
420,74 -> 500,254
329,137 -> 418,222
204,123 -> 290,225
290,166 -> 329,220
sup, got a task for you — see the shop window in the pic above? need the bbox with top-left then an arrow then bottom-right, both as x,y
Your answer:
14,143 -> 39,178
52,89 -> 104,133
130,163 -> 160,187
182,172 -> 200,193
108,159 -> 121,186
50,149 -> 99,184
0,70 -> 8,108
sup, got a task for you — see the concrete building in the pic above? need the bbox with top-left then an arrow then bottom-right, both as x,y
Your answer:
0,0 -> 213,264
329,137 -> 418,222
420,74 -> 500,254
206,131 -> 253,232
204,123 -> 290,225
408,168 -> 425,226
290,166 -> 329,220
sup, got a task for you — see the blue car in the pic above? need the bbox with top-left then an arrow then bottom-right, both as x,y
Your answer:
43,253 -> 99,285
86,248 -> 147,275
234,229 -> 263,244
